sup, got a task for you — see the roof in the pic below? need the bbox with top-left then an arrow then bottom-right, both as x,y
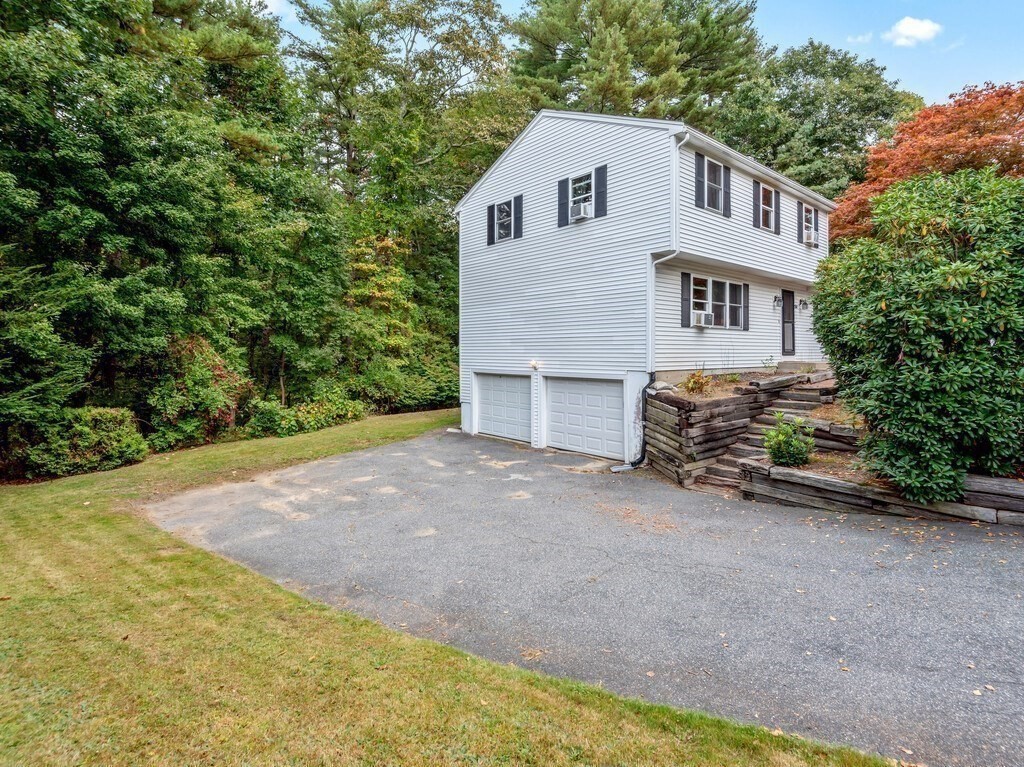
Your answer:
454,109 -> 838,214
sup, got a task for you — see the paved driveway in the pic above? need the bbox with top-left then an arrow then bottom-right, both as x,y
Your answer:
149,429 -> 1024,766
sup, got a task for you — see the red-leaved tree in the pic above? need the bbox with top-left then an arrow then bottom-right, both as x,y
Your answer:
831,82 -> 1024,240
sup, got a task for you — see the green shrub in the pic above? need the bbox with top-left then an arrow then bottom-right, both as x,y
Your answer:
25,407 -> 148,477
682,369 -> 713,394
814,169 -> 1024,502
350,350 -> 459,412
763,412 -> 815,467
294,384 -> 366,432
147,336 -> 251,451
244,399 -> 299,438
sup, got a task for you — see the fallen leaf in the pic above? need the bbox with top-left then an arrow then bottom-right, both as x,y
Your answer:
899,747 -> 914,755
972,690 -> 982,696
829,616 -> 837,622
646,671 -> 655,677
985,684 -> 995,691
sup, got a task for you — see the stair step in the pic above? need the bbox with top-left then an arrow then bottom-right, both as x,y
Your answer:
706,464 -> 741,479
775,391 -> 823,403
729,444 -> 767,458
698,474 -> 742,489
717,455 -> 743,468
767,399 -> 818,411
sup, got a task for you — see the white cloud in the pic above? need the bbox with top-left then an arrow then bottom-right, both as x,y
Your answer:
882,17 -> 943,47
846,32 -> 873,45
263,0 -> 295,21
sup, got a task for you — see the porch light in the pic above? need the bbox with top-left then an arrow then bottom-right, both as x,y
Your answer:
773,295 -> 782,307
799,299 -> 809,310
529,360 -> 540,370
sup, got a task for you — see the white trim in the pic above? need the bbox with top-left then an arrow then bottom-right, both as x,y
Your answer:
760,183 -> 776,231
705,158 -> 724,213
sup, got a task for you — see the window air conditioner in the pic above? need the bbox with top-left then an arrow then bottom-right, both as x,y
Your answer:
692,311 -> 715,327
804,228 -> 818,246
570,202 -> 592,221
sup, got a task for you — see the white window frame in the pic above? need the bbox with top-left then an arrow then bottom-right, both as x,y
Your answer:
570,171 -> 593,207
493,199 -> 513,242
705,159 -> 724,213
803,205 -> 816,244
760,184 -> 775,230
691,274 -> 745,329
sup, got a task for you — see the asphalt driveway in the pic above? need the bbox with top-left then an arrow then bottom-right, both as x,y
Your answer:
149,429 -> 1024,766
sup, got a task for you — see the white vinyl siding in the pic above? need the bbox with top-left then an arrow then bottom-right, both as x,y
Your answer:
656,260 -> 824,371
459,115 -> 672,402
678,146 -> 828,284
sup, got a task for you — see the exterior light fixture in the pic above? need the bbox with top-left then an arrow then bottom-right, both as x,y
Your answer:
798,299 -> 809,310
773,295 -> 782,307
529,360 -> 540,370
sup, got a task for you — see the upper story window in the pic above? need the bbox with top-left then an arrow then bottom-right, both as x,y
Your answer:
494,200 -> 513,241
705,160 -> 724,213
486,195 -> 523,245
557,165 -> 607,227
688,274 -> 747,329
760,184 -> 775,229
571,173 -> 593,207
801,203 -> 819,246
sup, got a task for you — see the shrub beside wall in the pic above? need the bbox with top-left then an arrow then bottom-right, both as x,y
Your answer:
814,169 -> 1024,503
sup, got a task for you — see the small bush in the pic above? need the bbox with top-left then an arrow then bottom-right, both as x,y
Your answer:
25,407 -> 148,477
763,412 -> 815,467
294,384 -> 366,432
244,399 -> 298,438
683,369 -> 713,394
722,373 -> 742,384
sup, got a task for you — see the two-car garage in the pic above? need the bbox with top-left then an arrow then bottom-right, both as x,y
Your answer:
476,374 -> 626,461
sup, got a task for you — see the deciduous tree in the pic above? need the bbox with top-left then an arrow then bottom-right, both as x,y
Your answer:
831,82 -> 1024,239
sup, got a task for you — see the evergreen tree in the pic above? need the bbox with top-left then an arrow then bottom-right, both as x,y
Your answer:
512,0 -> 758,123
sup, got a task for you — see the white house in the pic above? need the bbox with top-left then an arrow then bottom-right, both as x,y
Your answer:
454,110 -> 836,465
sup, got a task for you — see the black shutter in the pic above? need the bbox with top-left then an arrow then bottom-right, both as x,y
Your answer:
594,164 -> 607,218
694,153 -> 705,208
512,195 -> 523,239
557,178 -> 569,228
773,191 -> 781,235
813,208 -> 820,248
722,165 -> 732,218
797,201 -> 804,243
681,272 -> 691,327
752,180 -> 761,228
742,284 -> 750,331
486,204 -> 495,245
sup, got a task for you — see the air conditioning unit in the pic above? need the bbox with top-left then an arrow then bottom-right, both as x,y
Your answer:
804,228 -> 818,246
692,311 -> 715,327
570,201 -> 592,221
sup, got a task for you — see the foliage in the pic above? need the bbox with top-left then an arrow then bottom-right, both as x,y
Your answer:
683,369 -> 713,394
245,398 -> 300,438
832,82 -> 1024,239
763,412 -> 814,467
512,0 -> 758,124
0,265 -> 93,440
23,407 -> 148,477
813,169 -> 1024,502
711,41 -> 922,199
146,337 -> 251,452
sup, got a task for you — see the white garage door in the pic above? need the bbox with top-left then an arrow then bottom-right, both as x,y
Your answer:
477,374 -> 532,442
546,378 -> 625,460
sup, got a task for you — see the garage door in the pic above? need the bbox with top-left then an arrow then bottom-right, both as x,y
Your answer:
546,378 -> 625,460
477,374 -> 532,442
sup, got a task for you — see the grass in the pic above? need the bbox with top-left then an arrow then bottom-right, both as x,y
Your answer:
1,410 -> 888,766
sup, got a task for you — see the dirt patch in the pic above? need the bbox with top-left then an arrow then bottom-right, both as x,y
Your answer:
596,502 -> 678,533
673,371 -> 776,401
809,400 -> 865,427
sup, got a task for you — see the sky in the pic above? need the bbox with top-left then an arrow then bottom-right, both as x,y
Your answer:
268,0 -> 1024,105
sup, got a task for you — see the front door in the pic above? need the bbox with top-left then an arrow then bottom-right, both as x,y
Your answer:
781,290 -> 795,356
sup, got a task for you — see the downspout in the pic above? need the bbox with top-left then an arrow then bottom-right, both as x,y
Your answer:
618,129 -> 694,473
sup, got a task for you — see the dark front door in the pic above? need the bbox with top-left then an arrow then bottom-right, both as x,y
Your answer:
781,290 -> 795,356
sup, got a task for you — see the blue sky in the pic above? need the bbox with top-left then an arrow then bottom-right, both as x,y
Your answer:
269,0 -> 1024,105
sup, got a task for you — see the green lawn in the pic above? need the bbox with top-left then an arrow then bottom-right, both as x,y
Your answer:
0,410 -> 886,766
